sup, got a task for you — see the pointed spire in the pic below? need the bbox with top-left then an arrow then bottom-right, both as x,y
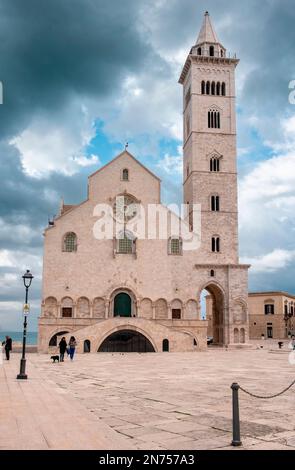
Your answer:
196,11 -> 219,45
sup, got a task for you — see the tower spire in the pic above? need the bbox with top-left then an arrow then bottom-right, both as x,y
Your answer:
196,11 -> 219,45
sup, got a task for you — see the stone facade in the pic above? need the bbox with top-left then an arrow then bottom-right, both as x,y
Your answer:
207,291 -> 295,340
38,11 -> 249,353
248,292 -> 295,339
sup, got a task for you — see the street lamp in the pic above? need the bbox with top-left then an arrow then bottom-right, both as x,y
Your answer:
17,270 -> 34,380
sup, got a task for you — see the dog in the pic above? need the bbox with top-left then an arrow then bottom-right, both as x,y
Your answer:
51,355 -> 59,363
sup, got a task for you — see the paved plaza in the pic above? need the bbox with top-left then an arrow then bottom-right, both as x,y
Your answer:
1,347 -> 295,450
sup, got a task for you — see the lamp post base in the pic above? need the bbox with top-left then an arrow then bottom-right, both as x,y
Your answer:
17,373 -> 28,380
16,358 -> 27,380
231,440 -> 242,447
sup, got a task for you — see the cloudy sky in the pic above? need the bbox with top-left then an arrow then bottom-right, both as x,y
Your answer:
0,0 -> 295,332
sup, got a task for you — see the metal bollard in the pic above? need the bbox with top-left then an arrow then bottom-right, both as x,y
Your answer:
231,382 -> 242,447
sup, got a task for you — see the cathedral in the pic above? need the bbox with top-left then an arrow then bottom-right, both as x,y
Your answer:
38,12 -> 250,354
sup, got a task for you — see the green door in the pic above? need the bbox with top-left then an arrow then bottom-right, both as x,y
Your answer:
114,293 -> 132,317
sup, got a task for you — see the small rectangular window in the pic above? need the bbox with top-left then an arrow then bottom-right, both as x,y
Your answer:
62,307 -> 72,318
172,309 -> 181,319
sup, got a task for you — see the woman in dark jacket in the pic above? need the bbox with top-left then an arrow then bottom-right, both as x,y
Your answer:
58,337 -> 67,362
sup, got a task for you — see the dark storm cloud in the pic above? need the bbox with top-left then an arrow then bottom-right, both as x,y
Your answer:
0,0 -> 158,139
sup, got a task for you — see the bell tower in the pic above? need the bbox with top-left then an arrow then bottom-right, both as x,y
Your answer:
179,11 -> 239,265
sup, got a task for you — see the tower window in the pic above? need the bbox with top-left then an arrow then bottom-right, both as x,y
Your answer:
216,82 -> 220,96
222,82 -> 226,96
197,47 -> 202,56
211,195 -> 220,212
206,81 -> 210,95
63,232 -> 77,252
168,237 -> 183,256
211,82 -> 216,95
208,109 -> 220,129
201,81 -> 205,95
211,236 -> 220,253
122,168 -> 129,181
210,269 -> 215,277
209,46 -> 214,57
210,156 -> 220,172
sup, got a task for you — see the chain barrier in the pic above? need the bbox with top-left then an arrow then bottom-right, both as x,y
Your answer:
231,379 -> 295,447
238,378 -> 295,399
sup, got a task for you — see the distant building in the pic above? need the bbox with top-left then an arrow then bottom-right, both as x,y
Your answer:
248,292 -> 295,339
207,291 -> 295,341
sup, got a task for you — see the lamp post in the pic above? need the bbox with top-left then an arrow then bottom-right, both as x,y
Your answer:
17,270 -> 34,380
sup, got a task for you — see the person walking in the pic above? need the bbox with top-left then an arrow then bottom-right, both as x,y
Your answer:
4,336 -> 12,361
58,337 -> 67,362
68,336 -> 77,361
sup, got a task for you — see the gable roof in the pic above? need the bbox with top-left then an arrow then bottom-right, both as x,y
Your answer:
89,150 -> 161,182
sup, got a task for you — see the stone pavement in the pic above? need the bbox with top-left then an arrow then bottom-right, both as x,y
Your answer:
0,354 -> 132,450
1,348 -> 295,450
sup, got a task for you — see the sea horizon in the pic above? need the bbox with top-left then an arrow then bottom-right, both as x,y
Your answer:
0,331 -> 38,345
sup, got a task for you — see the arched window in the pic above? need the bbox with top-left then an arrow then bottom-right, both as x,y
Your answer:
197,47 -> 202,56
211,236 -> 220,253
168,237 -> 183,255
208,109 -> 220,129
116,231 -> 136,254
206,81 -> 210,95
209,45 -> 214,57
211,82 -> 215,95
162,339 -> 169,352
216,82 -> 221,96
222,82 -> 226,96
84,340 -> 91,353
122,168 -> 129,181
211,195 -> 220,212
201,81 -> 205,95
63,232 -> 77,252
210,156 -> 220,172
220,50 -> 224,58
210,269 -> 215,277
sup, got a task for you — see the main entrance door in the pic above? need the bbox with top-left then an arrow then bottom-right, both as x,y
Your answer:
114,293 -> 132,317
98,330 -> 155,353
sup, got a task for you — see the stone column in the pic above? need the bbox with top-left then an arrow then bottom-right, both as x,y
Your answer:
168,303 -> 172,320
105,299 -> 110,319
90,301 -> 93,318
136,299 -> 140,318
152,302 -> 156,320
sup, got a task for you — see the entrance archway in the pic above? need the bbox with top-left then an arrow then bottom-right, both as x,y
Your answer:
98,329 -> 155,353
114,292 -> 132,317
200,283 -> 225,345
